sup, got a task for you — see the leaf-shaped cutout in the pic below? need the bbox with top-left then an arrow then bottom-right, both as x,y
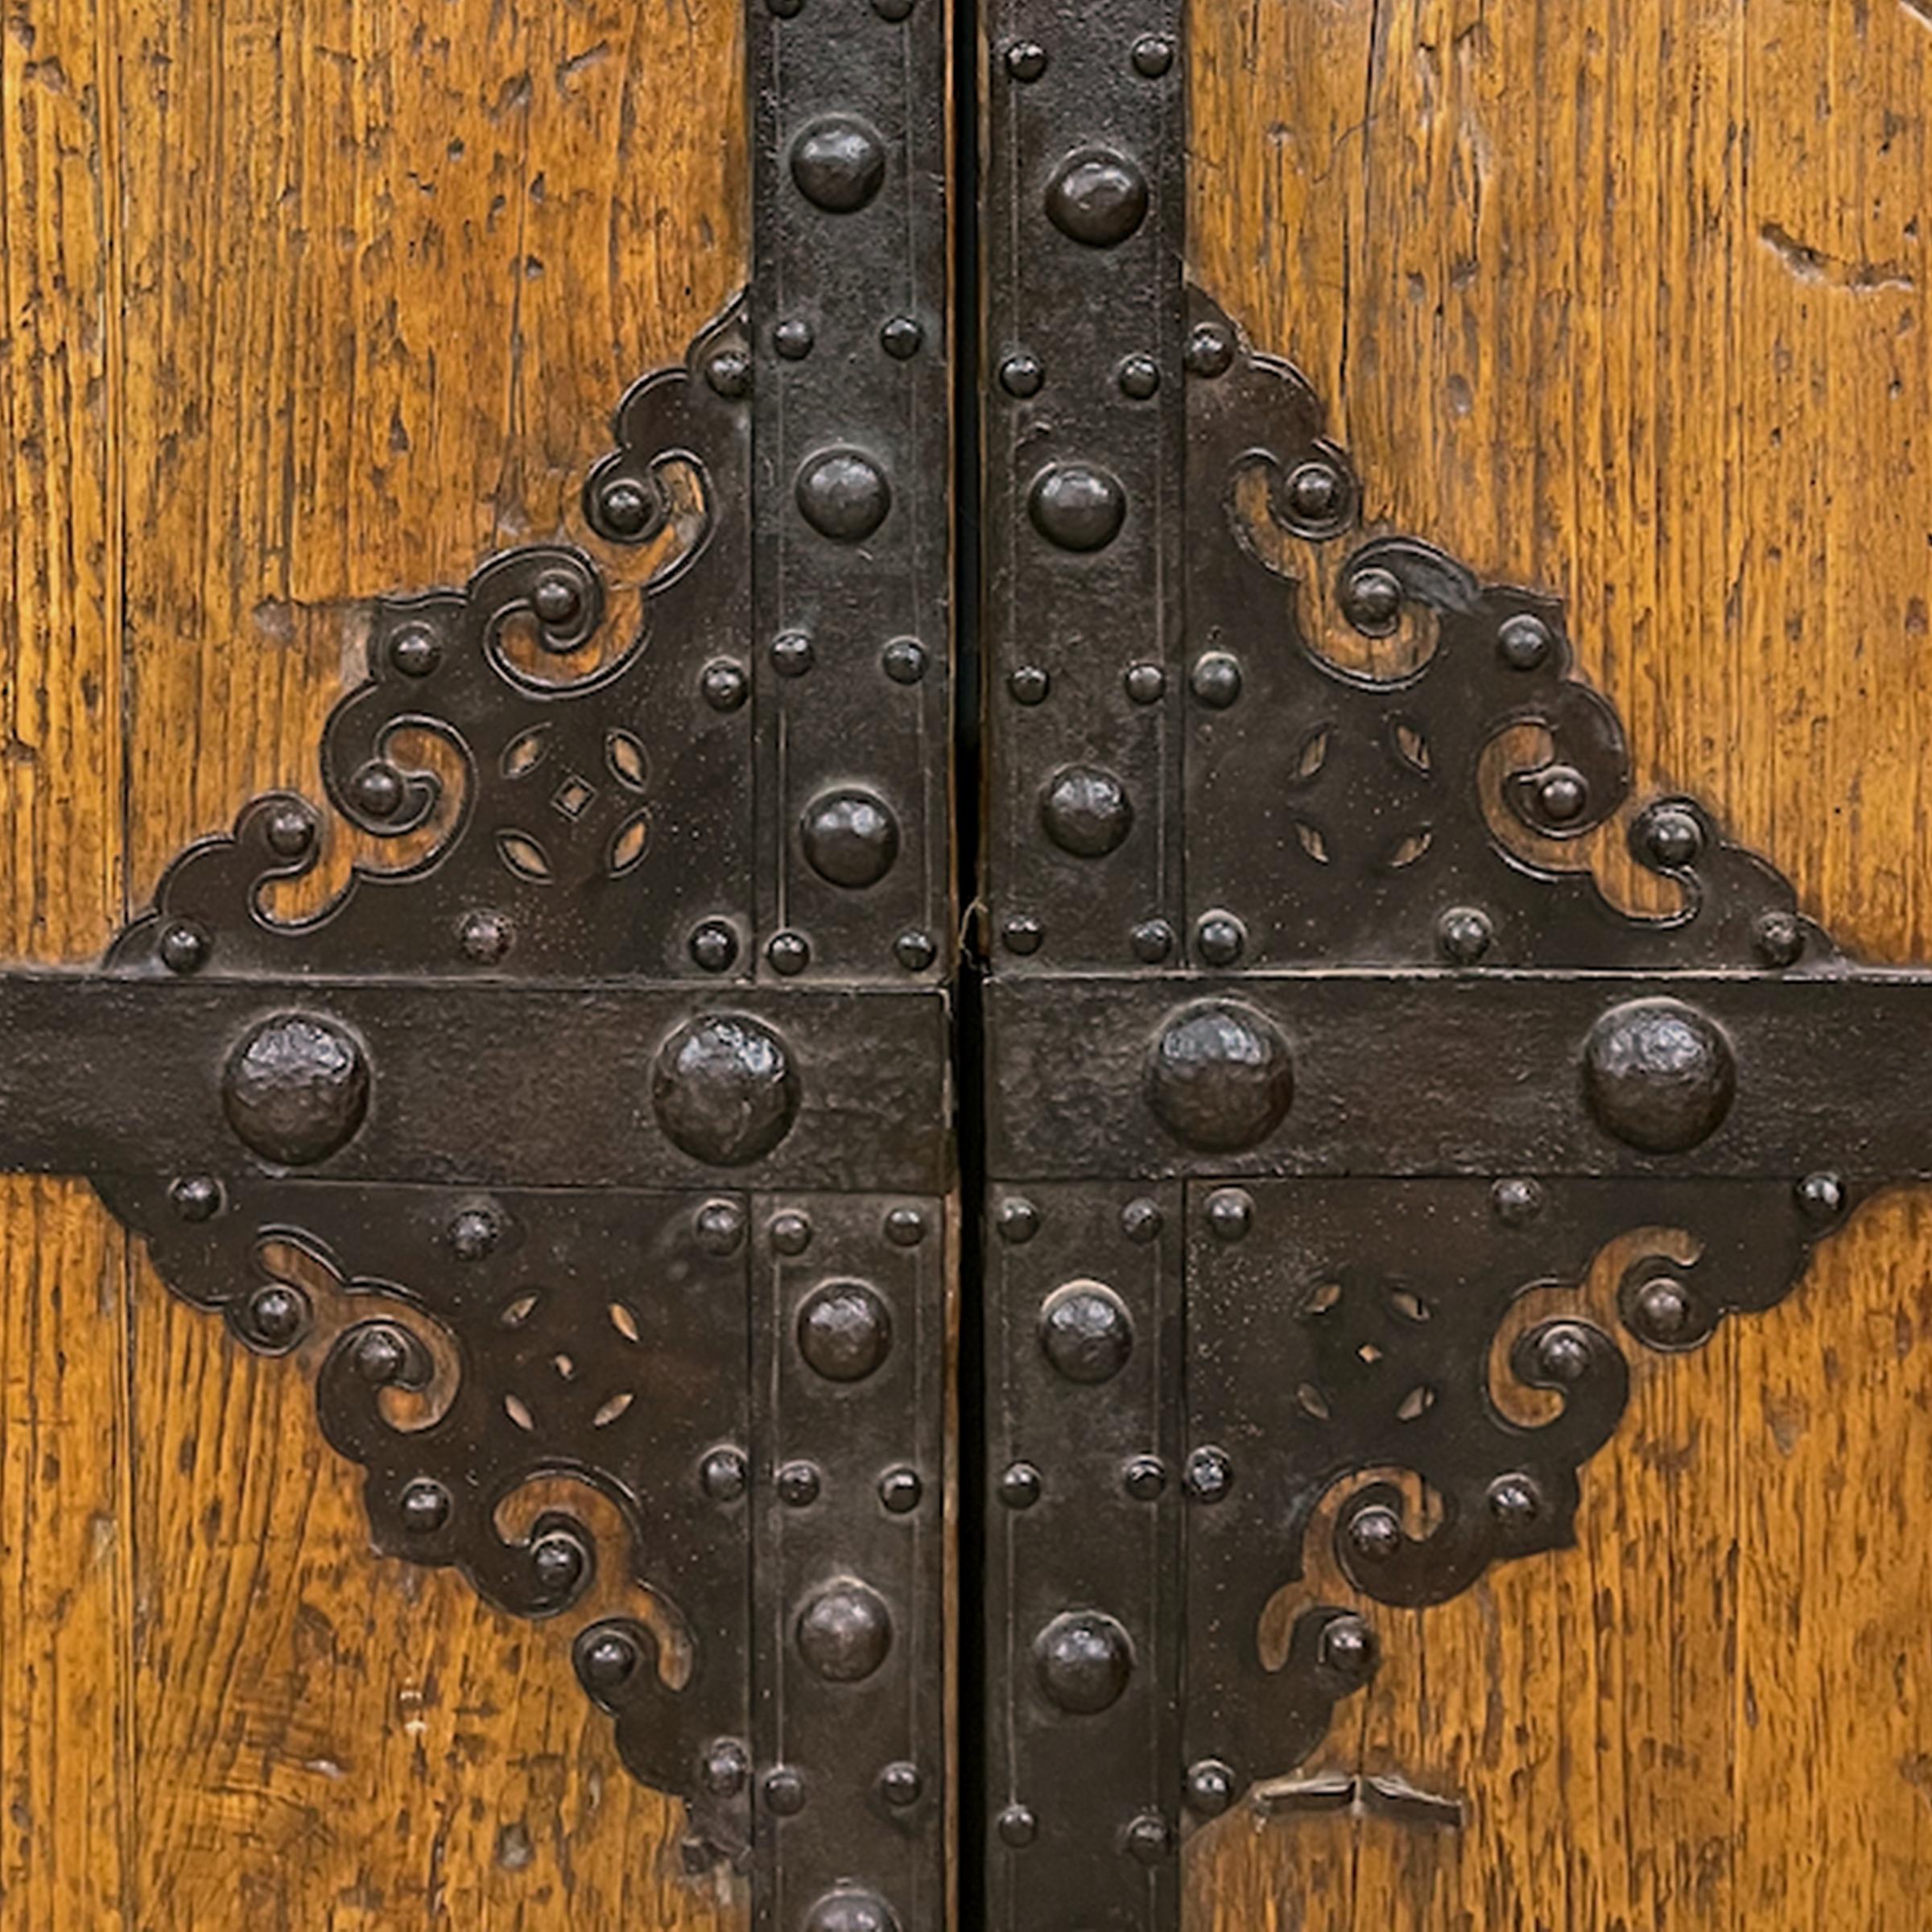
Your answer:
1390,719 -> 1432,774
497,830 -> 554,882
592,1391 -> 635,1429
1384,825 -> 1434,870
504,1394 -> 536,1432
502,725 -> 551,779
1302,1280 -> 1342,1317
1388,1286 -> 1432,1323
609,811 -> 650,877
500,1293 -> 539,1328
551,1352 -> 576,1381
1293,818 -> 1331,865
1291,724 -> 1331,783
1295,1382 -> 1332,1421
609,1302 -> 641,1343
606,729 -> 648,792
1395,1384 -> 1437,1422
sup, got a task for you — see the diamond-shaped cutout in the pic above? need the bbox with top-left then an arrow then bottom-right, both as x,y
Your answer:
552,774 -> 596,819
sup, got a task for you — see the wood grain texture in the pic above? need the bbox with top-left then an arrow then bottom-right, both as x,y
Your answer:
2,0 -> 746,1923
0,0 -> 130,1924
1188,2 -> 1932,1927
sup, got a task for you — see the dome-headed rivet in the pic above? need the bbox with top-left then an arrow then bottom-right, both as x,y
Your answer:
705,350 -> 751,398
894,930 -> 936,972
1536,766 -> 1590,824
1149,1001 -> 1294,1152
1630,1274 -> 1695,1345
694,1199 -> 745,1256
798,1281 -> 893,1382
997,1195 -> 1041,1244
1343,566 -> 1403,632
1796,1170 -> 1846,1221
223,1013 -> 370,1166
1319,1612 -> 1376,1682
1755,910 -> 1806,968
1002,914 -> 1044,956
690,919 -> 740,972
242,1282 -> 308,1351
1185,322 -> 1236,378
265,803 -> 316,857
767,931 -> 811,976
770,1209 -> 813,1255
399,1478 -> 451,1534
389,624 -> 441,676
1039,1282 -> 1133,1385
1497,612 -> 1553,670
701,1739 -> 749,1796
997,1803 -> 1038,1847
797,448 -> 891,543
1487,1473 -> 1542,1530
160,920 -> 209,973
778,1460 -> 823,1508
1005,40 -> 1047,81
1195,911 -> 1246,967
1190,651 -> 1242,708
998,1462 -> 1042,1510
1640,803 -> 1704,869
170,1174 -> 222,1222
1535,1322 -> 1594,1384
702,1447 -> 749,1501
1029,463 -> 1126,552
1000,353 -> 1044,397
1187,1759 -> 1237,1816
1034,1608 -> 1134,1714
796,1578 -> 894,1683
1348,1502 -> 1403,1563
1045,148 -> 1150,248
1583,997 -> 1736,1154
1206,1188 -> 1253,1242
1492,1175 -> 1544,1225
1437,906 -> 1493,965
700,658 -> 749,710
879,1467 -> 923,1514
791,115 -> 886,213
448,1205 -> 501,1261
881,637 -> 927,683
1186,1447 -> 1234,1503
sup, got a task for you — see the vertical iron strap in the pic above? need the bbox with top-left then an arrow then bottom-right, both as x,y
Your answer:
982,2 -> 1188,1926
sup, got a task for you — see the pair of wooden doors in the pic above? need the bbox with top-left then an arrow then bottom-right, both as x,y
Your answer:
2,1 -> 1931,1927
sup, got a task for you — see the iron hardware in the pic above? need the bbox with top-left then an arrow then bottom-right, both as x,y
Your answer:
980,1 -> 1932,1927
0,0 -> 1925,1926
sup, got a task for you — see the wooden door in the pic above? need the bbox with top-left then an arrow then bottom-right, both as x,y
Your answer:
2,2 -> 1930,1930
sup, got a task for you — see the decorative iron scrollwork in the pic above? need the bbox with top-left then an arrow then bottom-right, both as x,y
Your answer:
980,3 -> 1925,1930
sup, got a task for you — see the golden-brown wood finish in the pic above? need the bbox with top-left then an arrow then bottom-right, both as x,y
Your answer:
2,0 -> 746,1924
1188,2 -> 1932,1926
4,0 -> 1930,1925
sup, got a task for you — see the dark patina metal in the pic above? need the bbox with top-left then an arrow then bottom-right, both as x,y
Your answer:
0,1 -> 955,1923
978,1 -> 1932,1928
2,0 -> 1931,1924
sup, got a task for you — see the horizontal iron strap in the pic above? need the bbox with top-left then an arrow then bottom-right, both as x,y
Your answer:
0,976 -> 951,1194
985,969 -> 1932,1181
